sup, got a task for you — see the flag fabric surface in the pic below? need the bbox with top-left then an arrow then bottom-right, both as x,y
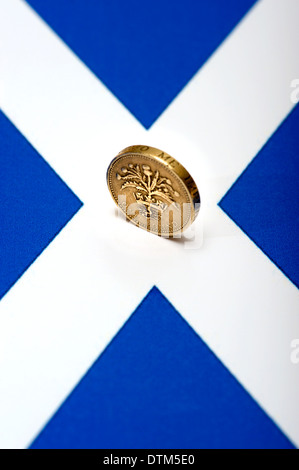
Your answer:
0,0 -> 298,449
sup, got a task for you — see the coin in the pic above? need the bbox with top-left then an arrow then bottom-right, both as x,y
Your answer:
106,145 -> 200,237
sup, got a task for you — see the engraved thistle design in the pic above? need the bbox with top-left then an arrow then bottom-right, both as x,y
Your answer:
116,163 -> 180,218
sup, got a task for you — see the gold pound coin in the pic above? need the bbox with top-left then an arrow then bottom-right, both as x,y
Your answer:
107,145 -> 200,237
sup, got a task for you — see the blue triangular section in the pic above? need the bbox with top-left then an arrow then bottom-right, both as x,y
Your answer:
25,0 -> 257,128
219,104 -> 299,289
30,287 -> 294,449
0,111 -> 82,300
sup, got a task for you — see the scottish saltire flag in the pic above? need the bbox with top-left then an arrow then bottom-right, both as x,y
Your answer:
0,0 -> 298,449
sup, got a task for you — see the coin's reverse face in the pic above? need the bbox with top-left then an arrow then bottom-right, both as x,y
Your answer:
107,145 -> 200,237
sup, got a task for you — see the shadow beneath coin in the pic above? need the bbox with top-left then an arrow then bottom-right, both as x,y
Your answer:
167,235 -> 191,244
